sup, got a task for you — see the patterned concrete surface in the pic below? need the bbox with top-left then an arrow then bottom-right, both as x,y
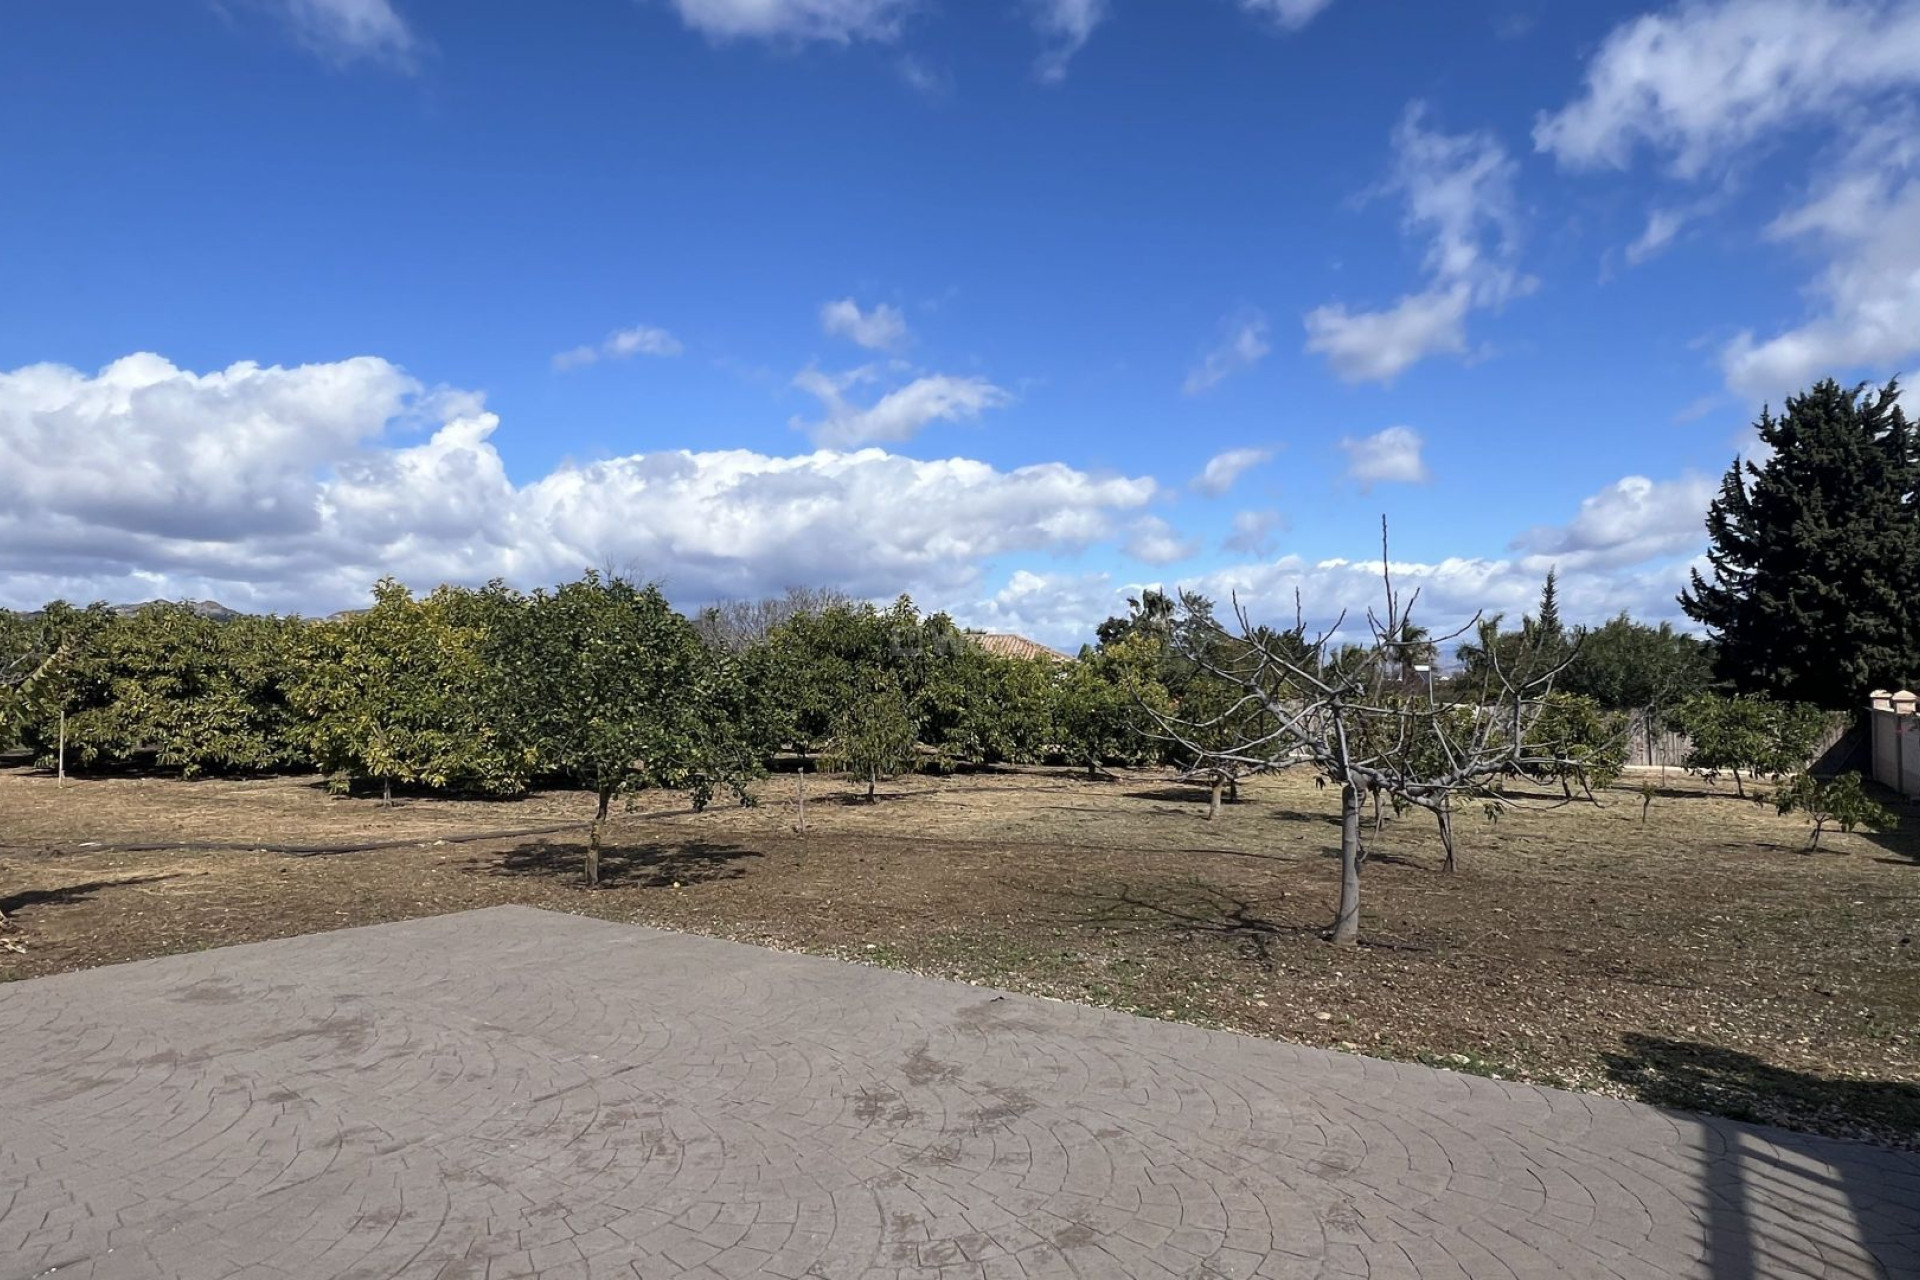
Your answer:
2,907 -> 1916,1280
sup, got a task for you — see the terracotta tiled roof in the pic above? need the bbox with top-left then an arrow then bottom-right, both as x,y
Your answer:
965,632 -> 1074,663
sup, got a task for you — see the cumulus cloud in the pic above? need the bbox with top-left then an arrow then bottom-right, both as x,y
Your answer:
665,0 -> 913,43
0,354 -> 1154,616
1511,473 -> 1713,571
274,0 -> 417,65
1237,0 -> 1336,30
955,568 -> 1121,648
1305,104 -> 1533,383
820,298 -> 909,350
790,366 -> 1012,447
1339,426 -> 1429,488
961,469 -> 1711,648
553,325 -> 684,371
1029,0 -> 1108,81
1184,314 -> 1271,395
967,546 -> 1701,651
1533,0 -> 1920,176
1191,446 -> 1275,496
1123,515 -> 1200,565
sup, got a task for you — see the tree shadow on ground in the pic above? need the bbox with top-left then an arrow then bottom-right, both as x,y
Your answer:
1602,1034 -> 1920,1144
1124,786 -> 1239,805
0,873 -> 180,918
482,839 -> 761,889
1039,879 -> 1323,970
1603,1036 -> 1920,1279
816,788 -> 933,806
1856,797 -> 1920,866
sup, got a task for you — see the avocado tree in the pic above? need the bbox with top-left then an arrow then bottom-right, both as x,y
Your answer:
1671,693 -> 1831,797
824,674 -> 918,801
1773,772 -> 1894,850
494,572 -> 753,885
48,605 -> 302,777
287,580 -> 526,801
1054,634 -> 1170,777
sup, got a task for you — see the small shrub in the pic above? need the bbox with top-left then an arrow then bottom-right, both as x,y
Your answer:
1773,772 -> 1894,850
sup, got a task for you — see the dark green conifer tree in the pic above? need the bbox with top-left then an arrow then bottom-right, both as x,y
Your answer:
1681,379 -> 1920,709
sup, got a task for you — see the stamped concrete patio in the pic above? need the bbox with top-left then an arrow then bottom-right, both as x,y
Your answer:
1,906 -> 1915,1280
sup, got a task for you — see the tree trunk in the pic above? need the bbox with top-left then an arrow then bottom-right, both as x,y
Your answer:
1332,783 -> 1363,945
586,789 -> 611,887
1086,758 -> 1098,778
867,766 -> 877,803
57,708 -> 66,787
1207,776 -> 1223,821
382,777 -> 392,807
1372,787 -> 1384,834
1732,767 -> 1745,798
796,767 -> 807,833
1226,775 -> 1239,804
1438,805 -> 1456,873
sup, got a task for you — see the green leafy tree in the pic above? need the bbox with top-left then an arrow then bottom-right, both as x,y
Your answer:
1559,614 -> 1713,706
1530,692 -> 1629,798
45,606 -> 303,777
1,603 -> 112,761
493,572 -> 751,885
1773,772 -> 1895,849
1682,379 -> 1920,708
824,675 -> 918,801
287,580 -> 526,802
1671,693 -> 1832,797
1054,634 -> 1170,776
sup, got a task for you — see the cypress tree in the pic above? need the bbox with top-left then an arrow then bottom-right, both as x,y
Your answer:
1680,378 -> 1920,709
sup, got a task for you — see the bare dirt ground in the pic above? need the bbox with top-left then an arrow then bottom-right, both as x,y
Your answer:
3,763 -> 1916,1146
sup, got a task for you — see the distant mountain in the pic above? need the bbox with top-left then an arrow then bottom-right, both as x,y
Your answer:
107,599 -> 246,620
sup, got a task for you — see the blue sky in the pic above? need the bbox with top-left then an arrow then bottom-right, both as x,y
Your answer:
3,0 -> 1917,644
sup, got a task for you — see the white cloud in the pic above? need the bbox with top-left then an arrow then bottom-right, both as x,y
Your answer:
1538,3 -> 1920,400
0,354 -> 1154,616
791,366 -> 1012,447
1191,446 -> 1275,496
964,471 -> 1712,648
1305,104 -> 1533,383
666,0 -> 913,43
1184,314 -> 1271,394
1123,516 -> 1200,565
1721,124 -> 1920,400
1624,207 -> 1690,265
956,568 -> 1121,649
1511,473 -> 1713,571
1305,288 -> 1472,384
967,546 -> 1701,652
1237,0 -> 1336,31
1339,426 -> 1429,488
1029,0 -> 1108,82
820,298 -> 909,350
553,324 -> 684,371
1223,509 -> 1281,556
275,0 -> 416,65
1533,0 -> 1920,177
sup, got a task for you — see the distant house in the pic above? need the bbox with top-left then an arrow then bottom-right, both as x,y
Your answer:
963,631 -> 1074,664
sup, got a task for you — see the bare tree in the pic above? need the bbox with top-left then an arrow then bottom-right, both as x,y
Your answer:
692,586 -> 856,653
1147,525 -> 1594,945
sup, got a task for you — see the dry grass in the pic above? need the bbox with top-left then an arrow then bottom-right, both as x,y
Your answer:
2,763 -> 1916,1145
